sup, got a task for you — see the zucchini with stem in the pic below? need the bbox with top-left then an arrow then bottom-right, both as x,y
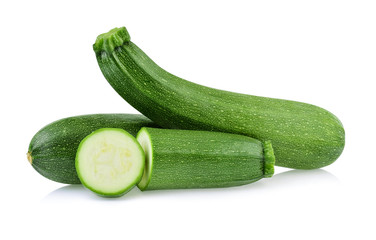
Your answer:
94,27 -> 345,169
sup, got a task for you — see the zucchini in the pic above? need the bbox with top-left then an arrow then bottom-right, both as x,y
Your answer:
27,114 -> 157,184
94,27 -> 345,169
76,128 -> 144,197
136,127 -> 275,190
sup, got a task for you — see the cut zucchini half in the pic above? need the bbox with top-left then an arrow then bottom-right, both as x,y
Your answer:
75,128 -> 145,197
136,127 -> 275,191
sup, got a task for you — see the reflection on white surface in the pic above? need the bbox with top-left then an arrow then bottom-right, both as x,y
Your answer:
41,184 -> 144,202
262,168 -> 339,187
42,169 -> 339,202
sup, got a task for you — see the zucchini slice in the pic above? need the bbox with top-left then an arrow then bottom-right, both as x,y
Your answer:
76,128 -> 145,197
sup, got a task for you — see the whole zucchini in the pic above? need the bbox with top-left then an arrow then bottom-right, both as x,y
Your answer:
137,127 -> 275,190
27,114 -> 157,184
94,27 -> 345,169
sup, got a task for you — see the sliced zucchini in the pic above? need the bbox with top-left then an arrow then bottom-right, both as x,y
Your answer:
27,113 -> 157,184
137,127 -> 275,191
75,128 -> 145,197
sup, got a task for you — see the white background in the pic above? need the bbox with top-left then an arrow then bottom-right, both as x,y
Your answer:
1,0 -> 375,239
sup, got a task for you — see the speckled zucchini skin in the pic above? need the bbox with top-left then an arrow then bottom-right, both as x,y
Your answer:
28,114 -> 157,184
137,127 -> 275,190
94,27 -> 345,169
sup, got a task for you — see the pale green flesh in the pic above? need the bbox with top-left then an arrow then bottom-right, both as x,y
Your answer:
136,129 -> 152,190
76,128 -> 145,196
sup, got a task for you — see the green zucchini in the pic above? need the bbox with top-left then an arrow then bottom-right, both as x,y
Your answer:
76,128 -> 144,197
27,114 -> 157,184
137,127 -> 275,190
94,27 -> 345,169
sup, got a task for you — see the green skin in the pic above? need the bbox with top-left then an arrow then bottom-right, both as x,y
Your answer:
94,27 -> 345,169
28,114 -> 157,184
137,127 -> 275,191
76,128 -> 145,197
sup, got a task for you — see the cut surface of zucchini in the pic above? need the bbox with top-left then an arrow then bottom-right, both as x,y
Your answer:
76,128 -> 144,197
136,128 -> 153,190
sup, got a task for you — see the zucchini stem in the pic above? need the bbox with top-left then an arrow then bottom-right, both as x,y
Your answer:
263,141 -> 275,178
93,27 -> 130,54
